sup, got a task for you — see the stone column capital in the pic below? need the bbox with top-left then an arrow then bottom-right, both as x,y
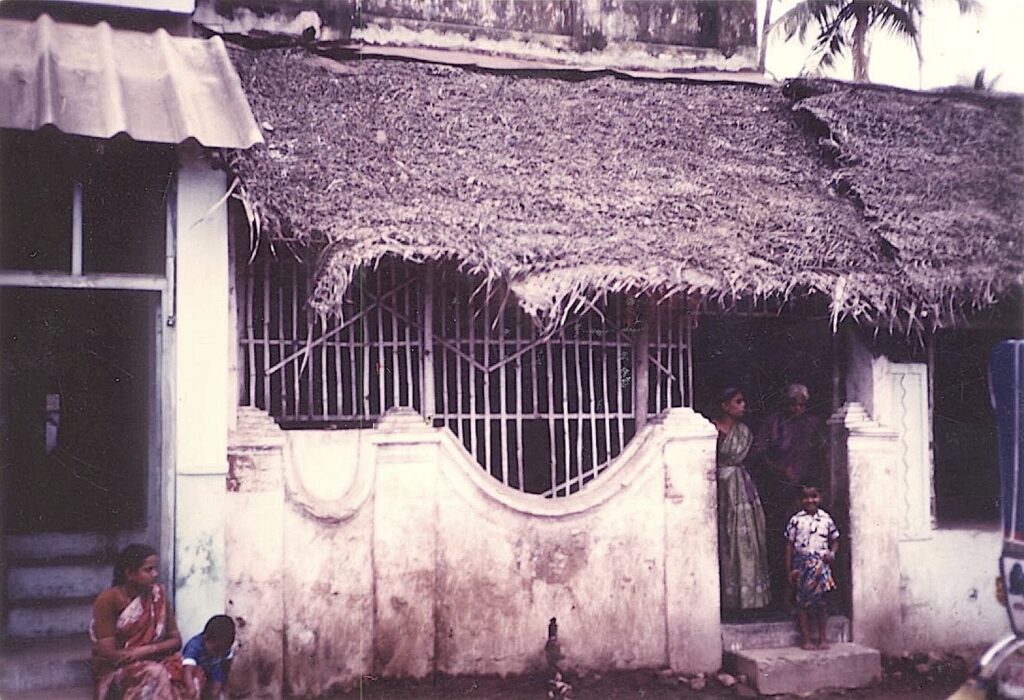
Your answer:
828,402 -> 898,440
376,407 -> 434,433
660,407 -> 717,441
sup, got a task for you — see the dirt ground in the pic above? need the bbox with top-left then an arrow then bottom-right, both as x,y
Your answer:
327,668 -> 966,699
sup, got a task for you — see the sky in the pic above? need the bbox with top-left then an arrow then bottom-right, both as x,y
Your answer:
759,0 -> 1024,93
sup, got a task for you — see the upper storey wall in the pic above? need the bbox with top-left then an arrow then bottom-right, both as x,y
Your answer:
195,0 -> 759,70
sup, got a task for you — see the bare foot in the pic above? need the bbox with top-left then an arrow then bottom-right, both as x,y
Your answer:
817,641 -> 831,650
801,642 -> 815,651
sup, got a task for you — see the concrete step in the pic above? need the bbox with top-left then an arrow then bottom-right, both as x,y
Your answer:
2,687 -> 92,699
721,615 -> 850,652
0,635 -> 93,694
7,597 -> 93,639
731,642 -> 881,696
8,559 -> 111,601
6,533 -> 121,561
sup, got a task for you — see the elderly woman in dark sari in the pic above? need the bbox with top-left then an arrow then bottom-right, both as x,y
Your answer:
713,387 -> 771,614
753,383 -> 827,606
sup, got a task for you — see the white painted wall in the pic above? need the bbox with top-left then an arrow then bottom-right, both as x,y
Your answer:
225,407 -> 722,696
843,335 -> 1009,651
899,528 -> 1008,651
173,148 -> 230,640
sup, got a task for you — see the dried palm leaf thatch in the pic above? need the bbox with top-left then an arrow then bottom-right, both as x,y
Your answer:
786,78 -> 1024,332
227,46 -> 1022,332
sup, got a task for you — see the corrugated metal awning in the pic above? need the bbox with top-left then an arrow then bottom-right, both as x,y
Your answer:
0,14 -> 262,149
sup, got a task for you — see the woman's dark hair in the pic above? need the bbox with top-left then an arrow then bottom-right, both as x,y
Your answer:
112,543 -> 157,586
717,386 -> 743,405
712,386 -> 744,417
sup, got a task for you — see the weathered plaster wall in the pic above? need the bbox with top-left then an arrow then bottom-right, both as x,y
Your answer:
195,0 -> 758,70
225,407 -> 720,696
899,528 -> 1008,651
840,336 -> 1008,653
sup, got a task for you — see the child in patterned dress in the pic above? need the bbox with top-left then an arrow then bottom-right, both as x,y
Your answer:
784,485 -> 839,650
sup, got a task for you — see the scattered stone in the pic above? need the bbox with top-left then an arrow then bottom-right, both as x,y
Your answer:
927,651 -> 945,665
717,672 -> 737,688
657,668 -> 675,680
374,130 -> 387,145
547,671 -> 574,699
914,663 -> 931,675
689,676 -> 707,691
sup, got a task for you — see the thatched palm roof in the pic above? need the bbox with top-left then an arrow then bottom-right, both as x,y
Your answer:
228,46 -> 1023,331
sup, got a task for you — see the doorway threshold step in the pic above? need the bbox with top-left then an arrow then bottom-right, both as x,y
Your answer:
8,560 -> 112,600
6,597 -> 93,638
0,634 -> 92,694
730,642 -> 881,696
721,615 -> 849,652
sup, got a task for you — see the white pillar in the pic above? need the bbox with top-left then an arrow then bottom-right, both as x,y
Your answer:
831,403 -> 902,653
372,408 -> 440,678
662,408 -> 721,673
225,408 -> 285,698
173,147 -> 230,639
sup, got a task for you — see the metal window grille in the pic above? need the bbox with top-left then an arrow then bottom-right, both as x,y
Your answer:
239,256 -> 692,496
240,255 -> 423,424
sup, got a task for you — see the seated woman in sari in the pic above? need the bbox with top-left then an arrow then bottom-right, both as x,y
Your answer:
713,387 -> 771,615
90,543 -> 193,700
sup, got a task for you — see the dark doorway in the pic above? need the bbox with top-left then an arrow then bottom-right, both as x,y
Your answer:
933,329 -> 1017,525
1,289 -> 156,533
692,314 -> 839,620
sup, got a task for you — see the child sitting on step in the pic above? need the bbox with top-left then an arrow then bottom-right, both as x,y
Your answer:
784,485 -> 840,651
182,615 -> 236,699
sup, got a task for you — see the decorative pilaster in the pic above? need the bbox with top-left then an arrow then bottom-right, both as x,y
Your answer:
662,408 -> 721,673
830,403 -> 901,653
225,408 -> 285,698
372,408 -> 440,678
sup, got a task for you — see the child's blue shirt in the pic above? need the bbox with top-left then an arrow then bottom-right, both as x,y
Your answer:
182,633 -> 234,684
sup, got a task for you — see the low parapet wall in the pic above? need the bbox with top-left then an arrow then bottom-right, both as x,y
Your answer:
226,406 -> 720,697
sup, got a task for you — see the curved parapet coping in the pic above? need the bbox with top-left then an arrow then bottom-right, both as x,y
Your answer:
281,406 -> 715,522
283,430 -> 377,524
430,410 -> 701,519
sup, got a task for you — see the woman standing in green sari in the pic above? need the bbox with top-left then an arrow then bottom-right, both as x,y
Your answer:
714,387 -> 771,614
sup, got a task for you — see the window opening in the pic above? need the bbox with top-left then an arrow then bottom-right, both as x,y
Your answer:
82,141 -> 173,275
0,130 -> 74,271
240,256 -> 694,496
240,254 -> 423,425
0,131 -> 172,277
933,329 -> 1012,524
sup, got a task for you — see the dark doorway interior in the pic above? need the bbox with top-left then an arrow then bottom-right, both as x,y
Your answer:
691,315 -> 835,429
1,289 -> 155,533
692,314 -> 839,620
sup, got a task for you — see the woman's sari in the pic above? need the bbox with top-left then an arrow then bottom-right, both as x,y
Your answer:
90,583 -> 190,700
717,422 -> 771,611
